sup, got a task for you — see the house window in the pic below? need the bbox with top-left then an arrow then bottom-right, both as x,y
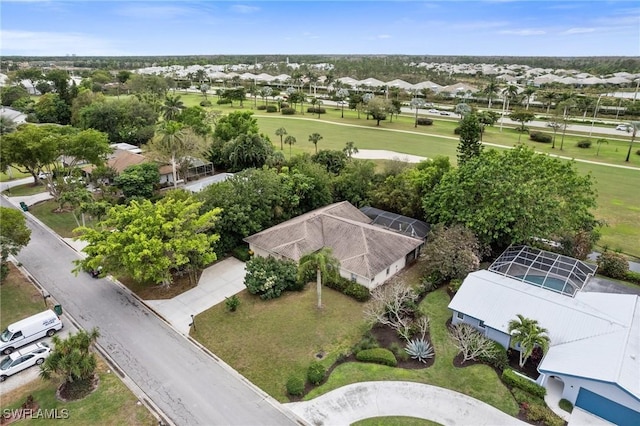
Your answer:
386,267 -> 390,275
350,273 -> 357,282
478,320 -> 485,329
456,312 -> 464,320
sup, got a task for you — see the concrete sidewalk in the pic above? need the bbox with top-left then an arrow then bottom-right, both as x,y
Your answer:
286,381 -> 528,425
145,258 -> 247,334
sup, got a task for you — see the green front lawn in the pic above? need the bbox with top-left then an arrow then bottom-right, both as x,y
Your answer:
191,286 -> 368,402
28,200 -> 96,238
2,182 -> 48,196
0,263 -> 49,326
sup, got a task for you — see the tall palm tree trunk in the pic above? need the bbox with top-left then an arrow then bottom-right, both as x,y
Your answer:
316,268 -> 322,308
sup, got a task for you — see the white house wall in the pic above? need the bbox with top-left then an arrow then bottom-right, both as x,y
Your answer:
451,312 -> 512,349
369,256 -> 406,290
539,373 -> 640,412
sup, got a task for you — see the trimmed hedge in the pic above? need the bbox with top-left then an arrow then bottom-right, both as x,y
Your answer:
626,270 -> 640,285
529,131 -> 552,143
286,376 -> 305,396
576,139 -> 592,148
597,251 -> 629,280
281,107 -> 296,115
416,117 -> 433,125
356,348 -> 397,367
453,127 -> 461,135
266,105 -> 278,113
307,107 -> 326,114
199,100 -> 212,107
216,98 -> 232,105
344,282 -> 371,302
502,368 -> 546,398
307,361 -> 326,385
256,105 -> 267,110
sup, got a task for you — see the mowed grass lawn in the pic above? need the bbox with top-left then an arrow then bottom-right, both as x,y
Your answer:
304,288 -> 519,416
190,286 -> 369,402
0,265 -> 156,425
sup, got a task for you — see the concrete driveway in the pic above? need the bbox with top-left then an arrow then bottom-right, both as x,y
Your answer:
286,381 -> 527,426
145,257 -> 247,334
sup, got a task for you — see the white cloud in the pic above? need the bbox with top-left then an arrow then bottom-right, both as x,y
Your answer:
377,34 -> 392,39
562,27 -> 596,35
499,29 -> 546,36
0,30 -> 126,56
230,5 -> 260,14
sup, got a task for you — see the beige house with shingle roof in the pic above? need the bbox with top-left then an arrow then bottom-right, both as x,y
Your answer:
244,202 -> 423,290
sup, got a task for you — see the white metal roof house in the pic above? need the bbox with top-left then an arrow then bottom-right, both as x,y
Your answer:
244,202 -> 423,290
448,246 -> 640,425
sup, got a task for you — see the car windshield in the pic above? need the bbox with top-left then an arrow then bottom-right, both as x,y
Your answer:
0,356 -> 12,369
0,329 -> 11,343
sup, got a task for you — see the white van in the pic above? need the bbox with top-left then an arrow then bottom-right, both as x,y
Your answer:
0,310 -> 63,355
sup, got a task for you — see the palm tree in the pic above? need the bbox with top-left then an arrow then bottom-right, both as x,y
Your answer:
540,90 -> 557,114
297,247 -> 340,308
40,328 -> 100,385
161,94 -> 184,121
275,127 -> 287,150
309,132 -> 323,154
284,135 -> 296,158
523,86 -> 537,110
483,78 -> 499,109
336,88 -> 349,118
508,314 -> 550,368
625,121 -> 640,162
343,141 -> 358,159
596,138 -> 608,156
149,121 -> 193,188
503,84 -> 519,114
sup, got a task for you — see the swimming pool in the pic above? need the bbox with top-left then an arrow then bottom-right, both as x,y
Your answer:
515,274 -> 570,294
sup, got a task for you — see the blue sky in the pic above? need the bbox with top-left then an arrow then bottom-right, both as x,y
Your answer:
1,1 -> 638,57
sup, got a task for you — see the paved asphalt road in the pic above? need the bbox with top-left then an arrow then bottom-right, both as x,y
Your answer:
0,196 -> 300,426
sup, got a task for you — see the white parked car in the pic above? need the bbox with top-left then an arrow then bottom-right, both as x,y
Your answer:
427,109 -> 439,114
615,124 -> 630,131
0,342 -> 51,381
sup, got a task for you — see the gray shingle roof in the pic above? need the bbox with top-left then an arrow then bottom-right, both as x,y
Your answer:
244,202 -> 423,279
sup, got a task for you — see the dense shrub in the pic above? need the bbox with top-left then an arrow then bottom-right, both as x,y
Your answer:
344,282 -> 371,302
325,275 -> 349,292
199,100 -> 212,107
448,278 -> 463,294
511,387 -> 544,406
356,348 -> 398,367
244,256 -> 299,300
576,139 -> 592,148
256,105 -> 267,110
502,369 -> 546,398
307,107 -> 326,114
626,270 -> 640,285
280,102 -> 290,109
266,105 -> 278,113
597,251 -> 629,280
559,398 -> 574,413
216,98 -> 232,105
416,117 -> 433,125
281,107 -> 296,115
225,295 -> 240,312
231,245 -> 251,262
526,403 -> 564,426
352,332 -> 379,354
529,131 -> 552,143
636,149 -> 640,156
307,361 -> 326,385
389,342 -> 409,361
453,127 -> 461,135
479,341 -> 509,370
286,376 -> 305,396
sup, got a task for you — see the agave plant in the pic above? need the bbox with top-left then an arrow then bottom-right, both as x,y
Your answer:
404,338 -> 434,363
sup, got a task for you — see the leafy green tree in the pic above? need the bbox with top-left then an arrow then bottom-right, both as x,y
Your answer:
1,85 -> 30,106
76,192 -> 221,287
297,247 -> 340,308
509,109 -> 536,134
14,68 -> 43,95
476,110 -> 499,141
365,97 -> 389,126
454,103 -> 472,118
457,113 -> 483,165
308,132 -> 323,154
284,135 -> 296,158
77,97 -> 157,145
0,117 -> 17,135
336,88 -> 349,118
213,111 -> 258,142
424,146 -> 597,250
113,162 -> 160,200
421,224 -> 481,285
34,93 -> 71,124
220,88 -> 246,107
44,69 -> 75,105
507,315 -> 550,368
176,106 -> 212,138
40,328 -> 100,389
58,187 -> 93,226
332,160 -> 376,207
0,208 -> 31,281
244,256 -> 299,300
275,127 -> 287,150
311,149 -> 347,174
